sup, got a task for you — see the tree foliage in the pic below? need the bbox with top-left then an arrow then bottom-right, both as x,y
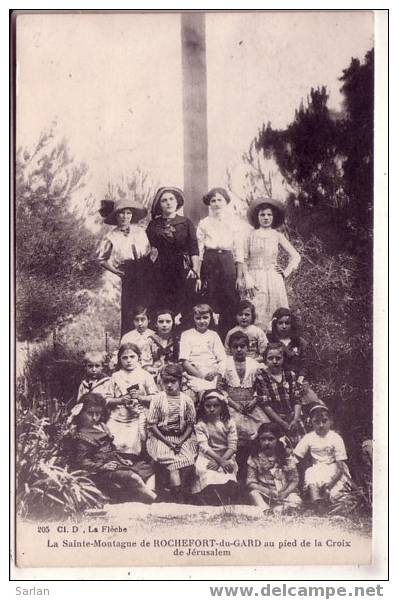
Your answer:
255,86 -> 346,212
338,49 -> 374,240
254,49 -> 374,249
247,50 -> 374,469
16,130 -> 103,342
103,166 -> 158,216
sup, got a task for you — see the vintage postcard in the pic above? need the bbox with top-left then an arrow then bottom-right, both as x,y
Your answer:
12,9 -> 387,576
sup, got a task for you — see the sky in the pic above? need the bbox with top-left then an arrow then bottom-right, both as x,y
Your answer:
16,11 -> 374,205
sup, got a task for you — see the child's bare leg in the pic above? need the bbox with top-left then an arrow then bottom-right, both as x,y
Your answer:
168,469 -> 185,503
128,471 -> 157,502
249,490 -> 270,510
146,474 -> 156,493
283,493 -> 302,509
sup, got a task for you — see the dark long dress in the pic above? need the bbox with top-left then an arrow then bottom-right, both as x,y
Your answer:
146,215 -> 199,316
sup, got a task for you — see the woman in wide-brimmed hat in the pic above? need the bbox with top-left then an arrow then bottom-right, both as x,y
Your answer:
97,197 -> 155,335
146,187 -> 200,319
243,197 -> 300,331
196,187 -> 245,341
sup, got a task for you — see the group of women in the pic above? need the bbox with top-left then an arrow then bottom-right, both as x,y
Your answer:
97,186 -> 301,337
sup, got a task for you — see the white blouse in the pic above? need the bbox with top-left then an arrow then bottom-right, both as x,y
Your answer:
223,355 -> 261,388
97,225 -> 151,268
294,430 -> 348,465
197,215 -> 244,263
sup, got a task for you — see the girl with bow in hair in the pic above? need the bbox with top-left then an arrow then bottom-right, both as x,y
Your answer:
67,393 -> 156,504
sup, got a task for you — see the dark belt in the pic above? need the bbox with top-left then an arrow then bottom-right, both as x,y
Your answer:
119,257 -> 147,269
204,248 -> 232,255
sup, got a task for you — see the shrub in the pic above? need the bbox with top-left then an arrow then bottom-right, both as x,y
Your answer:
16,411 -> 106,520
285,233 -> 372,475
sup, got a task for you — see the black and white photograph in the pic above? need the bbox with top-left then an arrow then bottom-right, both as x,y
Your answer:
12,9 -> 385,573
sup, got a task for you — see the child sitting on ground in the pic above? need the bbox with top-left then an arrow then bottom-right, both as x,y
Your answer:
247,422 -> 302,514
294,404 -> 351,514
77,351 -> 110,402
224,300 -> 267,362
192,389 -> 239,505
67,392 -> 156,503
146,364 -> 197,503
106,343 -> 157,460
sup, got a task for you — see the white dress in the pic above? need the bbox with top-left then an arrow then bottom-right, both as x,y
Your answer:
106,368 -> 157,454
244,229 -> 300,331
179,328 -> 226,377
179,328 -> 227,394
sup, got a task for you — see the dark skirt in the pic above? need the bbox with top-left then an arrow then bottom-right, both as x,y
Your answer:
120,257 -> 155,335
153,254 -> 198,317
117,452 -> 155,482
201,249 -> 240,340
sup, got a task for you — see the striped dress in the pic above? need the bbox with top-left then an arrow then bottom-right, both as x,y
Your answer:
146,392 -> 197,471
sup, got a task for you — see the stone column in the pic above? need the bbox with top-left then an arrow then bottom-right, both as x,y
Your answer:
181,12 -> 208,224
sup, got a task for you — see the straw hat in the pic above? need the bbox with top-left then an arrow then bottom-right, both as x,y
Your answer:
100,198 -> 147,226
202,187 -> 231,206
151,187 -> 185,218
247,197 -> 285,229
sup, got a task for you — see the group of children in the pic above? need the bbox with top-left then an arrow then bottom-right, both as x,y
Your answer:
67,300 -> 351,515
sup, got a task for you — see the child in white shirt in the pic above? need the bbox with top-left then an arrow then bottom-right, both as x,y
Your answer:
179,303 -> 226,394
294,404 -> 351,513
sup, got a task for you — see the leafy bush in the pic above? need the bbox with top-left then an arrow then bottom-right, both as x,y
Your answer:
16,411 -> 106,520
328,482 -> 372,519
285,232 -> 372,474
20,343 -> 83,410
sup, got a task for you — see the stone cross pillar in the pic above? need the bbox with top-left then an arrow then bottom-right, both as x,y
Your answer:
181,12 -> 208,224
